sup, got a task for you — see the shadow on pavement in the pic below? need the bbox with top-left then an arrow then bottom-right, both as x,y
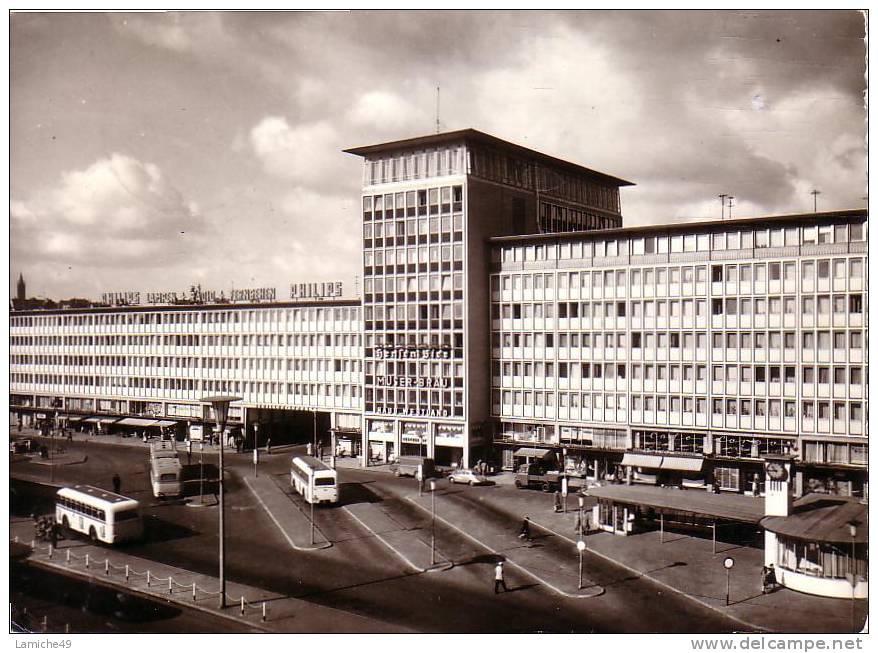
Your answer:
338,481 -> 382,506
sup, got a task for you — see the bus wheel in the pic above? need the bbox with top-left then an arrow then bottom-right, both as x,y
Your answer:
541,482 -> 552,493
88,526 -> 98,543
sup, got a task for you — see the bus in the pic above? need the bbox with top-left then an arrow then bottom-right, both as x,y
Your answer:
149,440 -> 182,498
55,485 -> 143,544
290,455 -> 338,504
150,456 -> 183,498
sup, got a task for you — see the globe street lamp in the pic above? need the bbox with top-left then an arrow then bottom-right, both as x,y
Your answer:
577,539 -> 586,589
202,395 -> 241,609
723,556 -> 735,606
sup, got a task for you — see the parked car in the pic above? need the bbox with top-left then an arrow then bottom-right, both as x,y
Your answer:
9,439 -> 36,454
447,468 -> 489,486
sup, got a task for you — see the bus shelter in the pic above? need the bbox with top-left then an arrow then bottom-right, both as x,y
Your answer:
586,484 -> 765,552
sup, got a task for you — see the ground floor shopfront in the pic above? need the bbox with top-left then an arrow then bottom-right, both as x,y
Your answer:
363,416 -> 485,468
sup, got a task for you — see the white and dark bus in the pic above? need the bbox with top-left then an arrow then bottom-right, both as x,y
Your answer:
150,457 -> 183,498
55,485 -> 143,544
290,455 -> 338,504
149,440 -> 182,498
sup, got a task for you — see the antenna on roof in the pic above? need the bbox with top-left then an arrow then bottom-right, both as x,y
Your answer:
810,189 -> 821,213
719,194 -> 728,220
436,85 -> 441,134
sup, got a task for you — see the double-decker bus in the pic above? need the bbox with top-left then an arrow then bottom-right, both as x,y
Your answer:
55,485 -> 143,544
290,455 -> 338,504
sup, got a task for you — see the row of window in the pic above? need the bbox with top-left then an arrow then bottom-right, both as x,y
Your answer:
493,258 -> 866,298
10,355 -> 362,373
363,152 -> 466,187
13,375 -> 364,401
10,333 -> 361,348
11,306 -> 361,329
492,329 -> 865,355
494,219 -> 865,263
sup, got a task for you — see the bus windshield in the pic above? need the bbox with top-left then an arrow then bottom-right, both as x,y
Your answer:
315,477 -> 335,486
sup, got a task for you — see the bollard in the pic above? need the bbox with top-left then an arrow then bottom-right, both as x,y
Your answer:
48,544 -> 53,558
105,559 -> 109,575
192,583 -> 197,601
125,564 -> 129,582
85,553 -> 89,569
240,596 -> 245,615
262,602 -> 266,622
42,615 -> 48,633
31,539 -> 35,549
65,623 -> 70,634
147,570 -> 151,587
66,549 -> 70,564
169,577 -> 173,594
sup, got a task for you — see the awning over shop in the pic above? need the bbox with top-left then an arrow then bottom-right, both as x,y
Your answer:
660,456 -> 704,472
586,484 -> 765,524
84,417 -> 120,425
621,453 -> 664,468
514,447 -> 553,459
761,494 -> 868,544
153,420 -> 177,428
65,416 -> 85,422
116,417 -> 159,427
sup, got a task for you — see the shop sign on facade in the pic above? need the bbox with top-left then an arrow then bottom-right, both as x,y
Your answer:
375,345 -> 451,360
401,422 -> 427,444
375,375 -> 449,388
374,406 -> 450,417
167,403 -> 201,418
290,281 -> 343,300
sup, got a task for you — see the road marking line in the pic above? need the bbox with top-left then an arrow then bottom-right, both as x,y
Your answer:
403,496 -> 602,599
527,515 -> 766,631
243,476 -> 328,552
342,506 -> 424,573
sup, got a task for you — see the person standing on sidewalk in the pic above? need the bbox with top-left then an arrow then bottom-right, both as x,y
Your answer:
553,491 -> 563,513
519,515 -> 531,541
494,561 -> 508,594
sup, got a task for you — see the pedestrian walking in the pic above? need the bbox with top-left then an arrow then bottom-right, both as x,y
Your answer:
493,561 -> 508,593
574,511 -> 582,536
307,442 -> 313,456
112,473 -> 121,494
518,515 -> 531,541
49,521 -> 60,549
266,438 -> 271,455
554,491 -> 563,513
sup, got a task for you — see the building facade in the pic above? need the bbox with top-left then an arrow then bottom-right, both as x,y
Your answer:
345,129 -> 631,467
10,300 -> 363,447
8,129 -> 868,499
489,209 -> 868,497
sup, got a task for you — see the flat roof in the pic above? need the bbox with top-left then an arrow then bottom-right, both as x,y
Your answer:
10,298 -> 362,316
586,484 -> 765,524
761,494 -> 868,544
489,208 -> 867,245
344,128 -> 635,188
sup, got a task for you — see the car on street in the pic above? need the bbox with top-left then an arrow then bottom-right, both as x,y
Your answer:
9,439 -> 37,454
447,468 -> 489,486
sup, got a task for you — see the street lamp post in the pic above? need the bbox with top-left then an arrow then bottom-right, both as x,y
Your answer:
577,539 -> 586,589
430,479 -> 437,566
202,395 -> 241,610
723,557 -> 735,606
847,521 -> 858,632
578,496 -> 585,541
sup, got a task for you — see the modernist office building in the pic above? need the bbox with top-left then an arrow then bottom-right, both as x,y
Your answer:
345,129 -> 631,466
10,300 -> 363,448
489,209 -> 868,497
8,129 -> 868,497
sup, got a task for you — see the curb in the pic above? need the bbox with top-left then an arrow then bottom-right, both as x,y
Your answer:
527,515 -> 768,632
404,495 -> 603,600
243,476 -> 331,551
17,548 -> 272,633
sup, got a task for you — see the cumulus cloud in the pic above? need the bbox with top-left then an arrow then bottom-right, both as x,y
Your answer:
347,90 -> 430,132
10,154 -> 205,268
249,117 -> 343,188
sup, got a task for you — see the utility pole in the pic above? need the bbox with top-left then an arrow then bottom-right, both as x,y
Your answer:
727,196 -> 735,220
718,194 -> 727,220
811,189 -> 821,213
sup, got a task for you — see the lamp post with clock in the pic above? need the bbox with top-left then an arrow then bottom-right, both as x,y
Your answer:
762,454 -> 795,591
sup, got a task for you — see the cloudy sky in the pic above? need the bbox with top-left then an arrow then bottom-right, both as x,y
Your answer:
9,10 -> 866,301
